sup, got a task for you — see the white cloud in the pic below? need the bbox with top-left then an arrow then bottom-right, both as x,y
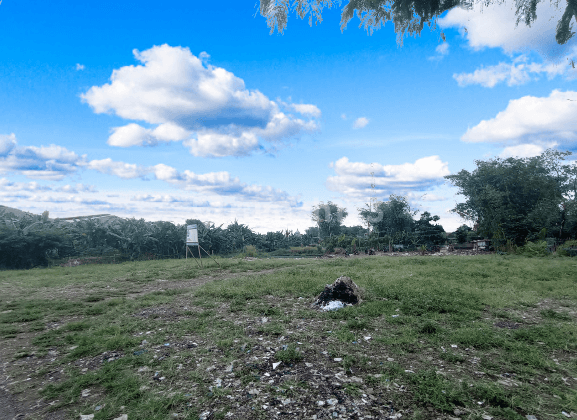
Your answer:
0,178 -> 51,192
0,178 -> 96,194
352,117 -> 369,129
183,131 -> 260,157
341,113 -> 347,120
150,163 -> 301,205
439,0 -> 577,88
81,44 -> 320,157
130,194 -> 212,206
326,156 -> 451,199
454,55 -> 572,87
499,143 -> 556,158
87,158 -> 149,179
462,90 -> 577,145
0,138 -> 86,181
76,63 -> 85,71
428,42 -> 450,60
289,103 -> 321,118
0,133 -> 300,205
0,133 -> 16,156
436,42 -> 449,55
419,193 -> 448,202
108,123 -> 157,147
438,0 -> 577,61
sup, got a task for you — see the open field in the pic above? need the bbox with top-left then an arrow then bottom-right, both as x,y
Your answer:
0,254 -> 576,420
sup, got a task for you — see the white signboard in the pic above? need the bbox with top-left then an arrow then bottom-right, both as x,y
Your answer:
186,224 -> 199,246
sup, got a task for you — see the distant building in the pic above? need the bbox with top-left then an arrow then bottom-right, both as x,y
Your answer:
472,239 -> 491,251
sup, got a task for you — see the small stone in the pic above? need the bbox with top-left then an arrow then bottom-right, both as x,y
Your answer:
334,358 -> 342,362
392,315 -> 399,318
113,415 -> 128,420
526,416 -> 538,420
404,370 -> 415,373
272,362 -> 281,370
387,358 -> 394,361
451,344 -> 458,348
80,415 -> 94,420
199,412 -> 211,420
562,412 -> 571,418
81,389 -> 90,397
327,398 -> 338,406
305,363 -> 313,367
317,400 -> 325,406
137,366 -> 149,372
482,415 -> 492,420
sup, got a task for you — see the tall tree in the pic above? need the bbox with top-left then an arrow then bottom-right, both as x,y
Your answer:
256,0 -> 575,46
455,224 -> 472,244
359,194 -> 416,240
445,149 -> 577,245
413,211 -> 446,247
311,201 -> 348,238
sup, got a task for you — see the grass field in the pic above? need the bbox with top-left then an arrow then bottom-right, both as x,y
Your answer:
0,254 -> 576,420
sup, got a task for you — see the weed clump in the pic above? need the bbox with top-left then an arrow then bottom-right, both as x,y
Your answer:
419,321 -> 439,335
275,345 -> 303,363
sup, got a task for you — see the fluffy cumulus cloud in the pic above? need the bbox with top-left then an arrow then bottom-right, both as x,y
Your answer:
454,55 -> 572,87
326,156 -> 451,199
0,134 -> 299,206
439,0 -> 577,86
81,45 -> 320,157
439,0 -> 577,59
0,135 -> 87,180
462,90 -> 577,146
352,117 -> 369,129
87,158 -> 149,179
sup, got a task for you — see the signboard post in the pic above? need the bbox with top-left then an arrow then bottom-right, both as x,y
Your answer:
185,224 -> 220,268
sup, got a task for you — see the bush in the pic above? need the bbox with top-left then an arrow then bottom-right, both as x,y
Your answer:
517,241 -> 549,257
557,240 -> 577,257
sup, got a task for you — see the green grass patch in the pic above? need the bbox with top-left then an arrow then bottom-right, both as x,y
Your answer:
1,254 -> 576,420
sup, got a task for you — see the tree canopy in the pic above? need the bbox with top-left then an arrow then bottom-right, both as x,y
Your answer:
359,194 -> 416,238
311,201 -> 348,238
256,0 -> 575,46
444,149 -> 577,245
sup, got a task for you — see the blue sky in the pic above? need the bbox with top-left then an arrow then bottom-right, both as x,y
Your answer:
1,0 -> 576,233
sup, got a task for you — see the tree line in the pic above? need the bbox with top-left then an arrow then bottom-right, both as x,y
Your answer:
1,149 -> 576,269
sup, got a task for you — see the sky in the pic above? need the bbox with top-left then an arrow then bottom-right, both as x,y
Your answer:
1,0 -> 577,234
